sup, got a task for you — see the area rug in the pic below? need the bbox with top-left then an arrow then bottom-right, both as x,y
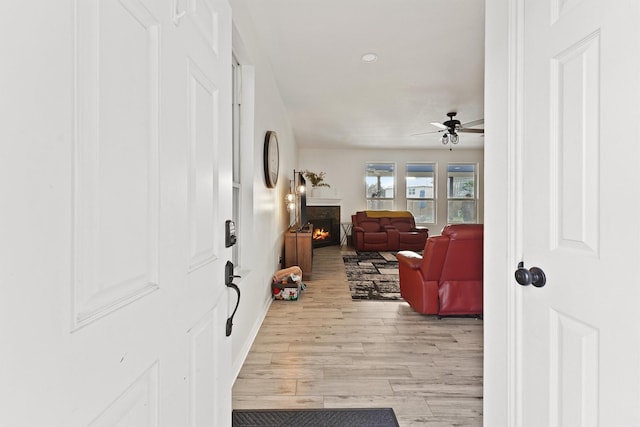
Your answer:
342,251 -> 401,301
232,408 -> 399,427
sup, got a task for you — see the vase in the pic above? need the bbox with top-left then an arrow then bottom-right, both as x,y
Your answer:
310,187 -> 331,198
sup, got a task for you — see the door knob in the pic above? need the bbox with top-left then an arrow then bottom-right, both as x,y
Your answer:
515,261 -> 546,287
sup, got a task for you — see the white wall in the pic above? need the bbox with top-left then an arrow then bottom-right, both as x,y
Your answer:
298,147 -> 484,236
230,0 -> 298,378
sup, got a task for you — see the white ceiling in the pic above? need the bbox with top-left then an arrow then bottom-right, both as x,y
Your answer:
244,0 -> 486,150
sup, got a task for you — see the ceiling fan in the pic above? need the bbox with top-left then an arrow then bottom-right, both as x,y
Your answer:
414,112 -> 484,146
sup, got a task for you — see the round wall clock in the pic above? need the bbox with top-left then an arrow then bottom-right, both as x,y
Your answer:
263,130 -> 279,188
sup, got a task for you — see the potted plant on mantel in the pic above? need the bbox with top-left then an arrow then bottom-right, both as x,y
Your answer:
301,170 -> 331,197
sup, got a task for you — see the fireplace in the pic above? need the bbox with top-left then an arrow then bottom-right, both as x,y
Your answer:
307,206 -> 340,248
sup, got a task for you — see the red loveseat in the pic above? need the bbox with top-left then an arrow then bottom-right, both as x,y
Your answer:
351,210 -> 428,252
396,224 -> 483,317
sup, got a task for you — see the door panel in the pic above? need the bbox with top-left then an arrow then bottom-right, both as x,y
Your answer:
0,0 -> 233,425
187,58 -> 219,272
88,362 -> 160,426
74,0 -> 160,329
551,32 -> 600,254
520,0 -> 640,425
188,307 -> 228,426
548,311 -> 599,425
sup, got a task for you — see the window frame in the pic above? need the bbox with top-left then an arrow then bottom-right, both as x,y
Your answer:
231,55 -> 242,267
447,162 -> 478,224
405,162 -> 436,225
365,162 -> 396,210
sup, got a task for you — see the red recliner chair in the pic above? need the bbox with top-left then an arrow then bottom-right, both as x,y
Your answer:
396,224 -> 483,317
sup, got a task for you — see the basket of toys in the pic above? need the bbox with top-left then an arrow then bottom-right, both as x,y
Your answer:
272,266 -> 306,301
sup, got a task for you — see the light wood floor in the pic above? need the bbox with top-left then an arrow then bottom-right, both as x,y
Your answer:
232,245 -> 483,426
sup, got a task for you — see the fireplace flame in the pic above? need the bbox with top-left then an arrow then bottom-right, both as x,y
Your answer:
313,228 -> 330,240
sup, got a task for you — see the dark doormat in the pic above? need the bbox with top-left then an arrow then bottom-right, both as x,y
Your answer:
232,408 -> 400,427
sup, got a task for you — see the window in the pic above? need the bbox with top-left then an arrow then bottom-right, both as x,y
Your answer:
366,162 -> 395,210
447,163 -> 477,223
406,163 -> 435,224
231,56 -> 242,265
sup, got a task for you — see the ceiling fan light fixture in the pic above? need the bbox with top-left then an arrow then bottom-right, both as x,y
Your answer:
428,112 -> 483,148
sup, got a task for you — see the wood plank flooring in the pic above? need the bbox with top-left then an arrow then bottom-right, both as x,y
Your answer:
232,245 -> 483,426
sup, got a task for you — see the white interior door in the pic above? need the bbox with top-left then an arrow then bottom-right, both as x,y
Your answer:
518,0 -> 640,424
0,0 -> 233,425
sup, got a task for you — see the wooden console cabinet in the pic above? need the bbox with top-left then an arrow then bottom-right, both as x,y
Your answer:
284,226 -> 313,279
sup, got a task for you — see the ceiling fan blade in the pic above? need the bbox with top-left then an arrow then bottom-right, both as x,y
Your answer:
411,129 -> 444,136
458,128 -> 484,133
461,119 -> 484,128
430,122 -> 448,130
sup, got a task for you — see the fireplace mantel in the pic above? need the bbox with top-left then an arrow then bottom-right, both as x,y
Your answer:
307,197 -> 341,206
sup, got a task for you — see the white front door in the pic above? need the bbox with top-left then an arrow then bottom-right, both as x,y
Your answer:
518,0 -> 640,424
0,0 -> 233,425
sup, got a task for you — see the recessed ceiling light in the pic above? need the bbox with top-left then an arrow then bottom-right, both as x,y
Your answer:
361,53 -> 378,62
